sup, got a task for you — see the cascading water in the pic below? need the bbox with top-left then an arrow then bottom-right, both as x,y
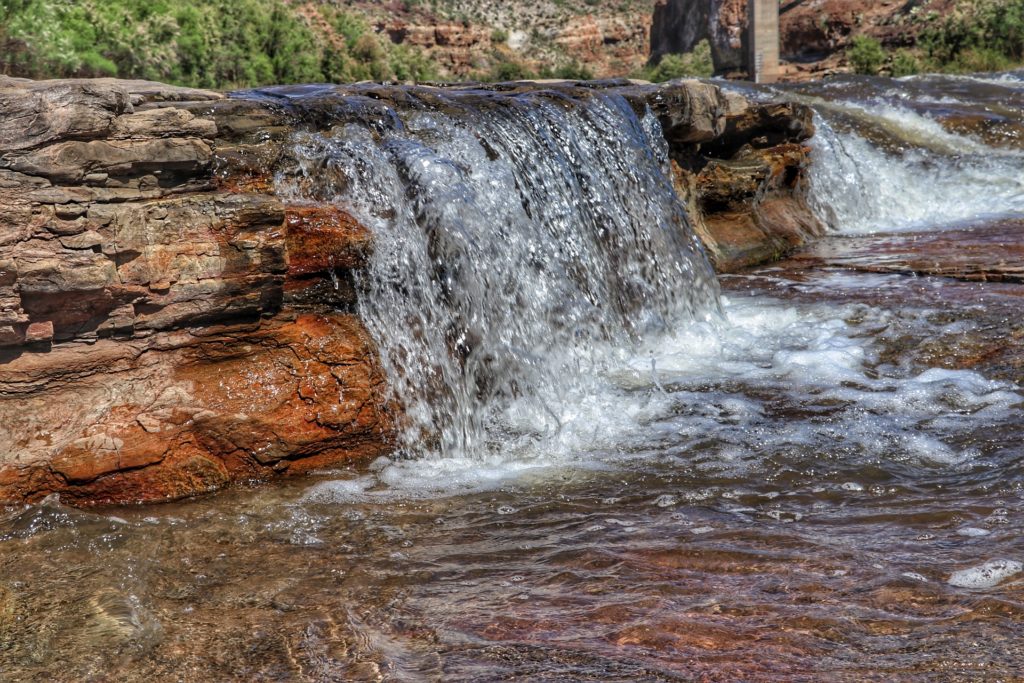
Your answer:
276,86 -> 720,463
775,73 -> 1024,234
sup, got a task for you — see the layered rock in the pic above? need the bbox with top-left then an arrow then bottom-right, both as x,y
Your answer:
662,89 -> 823,270
375,1 -> 656,78
0,76 -> 818,505
0,76 -> 392,505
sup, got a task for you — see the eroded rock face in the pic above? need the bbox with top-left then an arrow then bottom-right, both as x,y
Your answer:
0,76 -> 818,505
650,0 -> 958,79
668,97 -> 823,271
0,77 -> 393,504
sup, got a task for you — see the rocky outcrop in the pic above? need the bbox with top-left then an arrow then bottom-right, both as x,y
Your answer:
650,0 -> 958,80
376,1 -> 656,79
664,91 -> 823,270
0,76 -> 818,505
0,76 -> 392,505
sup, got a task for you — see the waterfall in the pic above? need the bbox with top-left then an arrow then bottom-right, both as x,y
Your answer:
794,75 -> 1024,234
276,86 -> 720,461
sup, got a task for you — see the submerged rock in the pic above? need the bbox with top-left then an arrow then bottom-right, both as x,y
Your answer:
0,76 -> 818,504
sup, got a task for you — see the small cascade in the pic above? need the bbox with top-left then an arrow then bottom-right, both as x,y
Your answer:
276,85 -> 720,460
788,74 -> 1024,234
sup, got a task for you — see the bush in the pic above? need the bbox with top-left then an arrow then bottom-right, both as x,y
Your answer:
949,47 -> 1014,72
917,0 -> 1024,72
641,40 -> 714,82
0,0 -> 439,87
847,35 -> 886,74
539,60 -> 594,80
889,49 -> 920,77
489,59 -> 531,81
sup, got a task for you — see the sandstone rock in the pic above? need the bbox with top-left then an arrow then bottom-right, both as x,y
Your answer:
285,205 -> 374,278
0,77 -> 391,504
3,138 -> 213,183
648,79 -> 728,144
670,100 -> 823,271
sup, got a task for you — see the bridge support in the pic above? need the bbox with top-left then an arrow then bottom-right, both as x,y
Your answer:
748,0 -> 780,83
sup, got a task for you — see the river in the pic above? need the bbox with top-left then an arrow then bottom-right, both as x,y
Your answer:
2,72 -> 1023,681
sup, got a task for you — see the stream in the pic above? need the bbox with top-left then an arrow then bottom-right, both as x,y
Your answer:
2,72 -> 1023,681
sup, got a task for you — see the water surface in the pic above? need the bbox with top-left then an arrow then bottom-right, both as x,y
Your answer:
2,73 -> 1024,681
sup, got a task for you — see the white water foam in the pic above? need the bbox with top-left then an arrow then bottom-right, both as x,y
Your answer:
807,113 -> 1024,234
303,294 -> 1020,502
948,559 -> 1022,589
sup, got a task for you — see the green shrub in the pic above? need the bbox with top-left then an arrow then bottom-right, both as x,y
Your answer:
490,59 -> 531,81
491,28 -> 508,44
889,49 -> 920,77
948,47 -> 1013,72
641,40 -> 714,82
539,60 -> 594,80
0,0 -> 439,87
917,0 -> 1024,72
847,35 -> 886,74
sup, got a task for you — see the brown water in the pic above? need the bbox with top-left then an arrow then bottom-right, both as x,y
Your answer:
3,261 -> 1023,682
3,73 -> 1024,681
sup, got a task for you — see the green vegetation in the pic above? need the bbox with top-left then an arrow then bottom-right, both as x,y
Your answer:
847,35 -> 887,75
0,0 -> 438,88
917,0 -> 1023,71
637,40 -> 714,82
467,51 -> 593,82
846,0 -> 1024,77
889,49 -> 920,77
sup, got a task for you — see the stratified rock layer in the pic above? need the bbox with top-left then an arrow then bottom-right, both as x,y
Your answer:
0,76 -> 818,505
0,76 -> 392,504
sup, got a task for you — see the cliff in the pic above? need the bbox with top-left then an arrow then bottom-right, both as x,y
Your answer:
0,76 -> 818,505
649,0 -> 962,79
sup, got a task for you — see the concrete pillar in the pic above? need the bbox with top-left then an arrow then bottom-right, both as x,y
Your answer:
748,0 -> 780,83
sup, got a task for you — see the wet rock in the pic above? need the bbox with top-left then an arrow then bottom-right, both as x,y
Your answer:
285,205 -> 374,278
0,77 -> 390,505
671,104 -> 823,271
783,219 -> 1024,284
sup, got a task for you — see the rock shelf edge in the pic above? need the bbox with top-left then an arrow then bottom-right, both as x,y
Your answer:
0,76 -> 819,505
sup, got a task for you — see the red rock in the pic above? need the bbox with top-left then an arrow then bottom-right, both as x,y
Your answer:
24,320 -> 53,343
285,205 -> 373,277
